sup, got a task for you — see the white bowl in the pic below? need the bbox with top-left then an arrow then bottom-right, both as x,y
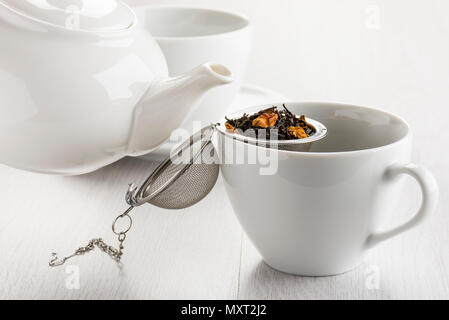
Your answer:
134,5 -> 253,129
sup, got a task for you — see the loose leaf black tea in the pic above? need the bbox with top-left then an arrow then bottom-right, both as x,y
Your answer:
225,104 -> 316,140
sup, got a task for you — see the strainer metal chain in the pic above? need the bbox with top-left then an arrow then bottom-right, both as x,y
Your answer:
49,206 -> 135,267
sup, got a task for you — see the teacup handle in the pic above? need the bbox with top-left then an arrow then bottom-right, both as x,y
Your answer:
365,163 -> 439,249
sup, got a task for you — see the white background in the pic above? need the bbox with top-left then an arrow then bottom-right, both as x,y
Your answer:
127,1 -> 448,100
126,0 -> 449,163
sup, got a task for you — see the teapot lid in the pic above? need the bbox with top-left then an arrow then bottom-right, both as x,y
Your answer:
1,0 -> 135,32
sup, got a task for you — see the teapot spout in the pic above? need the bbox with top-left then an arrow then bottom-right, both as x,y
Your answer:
127,62 -> 233,156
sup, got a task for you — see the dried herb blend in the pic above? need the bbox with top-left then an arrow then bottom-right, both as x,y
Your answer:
225,105 -> 316,140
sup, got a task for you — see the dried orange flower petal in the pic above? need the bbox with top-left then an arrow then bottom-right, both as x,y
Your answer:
225,123 -> 235,131
288,126 -> 308,139
252,113 -> 278,128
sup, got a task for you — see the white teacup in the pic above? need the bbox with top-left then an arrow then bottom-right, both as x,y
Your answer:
134,5 -> 252,127
217,102 -> 439,276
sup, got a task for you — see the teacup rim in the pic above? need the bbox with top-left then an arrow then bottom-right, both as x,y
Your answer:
133,4 -> 252,41
216,101 -> 411,156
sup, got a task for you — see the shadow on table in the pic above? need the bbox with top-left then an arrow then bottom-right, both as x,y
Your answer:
67,156 -> 160,182
238,260 -> 390,299
54,157 -> 162,207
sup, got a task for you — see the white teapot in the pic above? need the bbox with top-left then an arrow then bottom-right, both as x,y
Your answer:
0,0 -> 233,175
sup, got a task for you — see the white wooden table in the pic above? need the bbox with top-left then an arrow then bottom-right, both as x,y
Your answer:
0,131 -> 447,299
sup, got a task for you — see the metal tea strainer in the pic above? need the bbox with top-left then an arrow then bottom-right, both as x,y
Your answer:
49,125 -> 219,266
126,124 -> 219,210
49,119 -> 327,267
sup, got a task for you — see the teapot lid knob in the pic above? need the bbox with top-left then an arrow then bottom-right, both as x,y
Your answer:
0,0 -> 136,32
